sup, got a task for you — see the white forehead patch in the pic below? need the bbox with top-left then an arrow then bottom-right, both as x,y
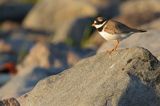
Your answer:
97,17 -> 104,21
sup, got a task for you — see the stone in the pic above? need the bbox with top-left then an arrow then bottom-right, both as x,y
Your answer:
18,42 -> 50,72
141,18 -> 160,30
0,42 -> 94,99
116,0 -> 160,27
0,98 -> 20,106
0,0 -> 16,4
0,40 -> 12,53
0,43 -> 51,99
0,67 -> 51,99
23,0 -> 96,38
23,0 -> 120,44
17,47 -> 160,106
0,4 -> 32,22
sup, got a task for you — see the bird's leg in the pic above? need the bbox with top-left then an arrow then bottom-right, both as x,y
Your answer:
113,40 -> 120,51
107,40 -> 119,54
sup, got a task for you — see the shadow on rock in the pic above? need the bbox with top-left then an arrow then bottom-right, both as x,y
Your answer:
118,73 -> 160,106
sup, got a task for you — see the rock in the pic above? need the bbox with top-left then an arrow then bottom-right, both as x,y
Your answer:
67,51 -> 80,66
98,30 -> 160,55
16,47 -> 160,106
0,68 -> 51,99
23,0 -> 120,31
0,40 -> 12,53
0,98 -> 20,106
158,56 -> 160,61
18,42 -> 50,74
141,18 -> 160,30
0,0 -> 33,4
0,4 -> 32,22
0,43 -> 51,99
0,74 -> 10,87
23,0 -> 97,31
0,62 -> 17,87
116,0 -> 160,27
0,21 -> 20,32
23,0 -> 120,43
0,0 -> 16,5
49,43 -> 95,74
0,42 -> 94,99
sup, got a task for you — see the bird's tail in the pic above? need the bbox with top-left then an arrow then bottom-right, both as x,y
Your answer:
133,28 -> 147,33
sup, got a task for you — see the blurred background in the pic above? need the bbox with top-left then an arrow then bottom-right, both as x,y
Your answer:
0,0 -> 160,99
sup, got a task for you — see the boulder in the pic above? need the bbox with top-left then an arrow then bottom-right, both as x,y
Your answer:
14,47 -> 160,106
116,0 -> 160,27
23,0 -> 120,44
98,30 -> 160,55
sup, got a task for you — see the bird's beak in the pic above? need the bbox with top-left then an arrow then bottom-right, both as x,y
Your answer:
92,23 -> 95,27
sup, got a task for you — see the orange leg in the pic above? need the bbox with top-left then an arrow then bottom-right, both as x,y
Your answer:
113,40 -> 120,51
107,40 -> 120,54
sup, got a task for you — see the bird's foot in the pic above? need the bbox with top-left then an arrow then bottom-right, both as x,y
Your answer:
106,49 -> 115,54
106,40 -> 119,54
106,48 -> 118,54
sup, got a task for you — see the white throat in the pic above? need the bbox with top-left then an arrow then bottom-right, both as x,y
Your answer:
95,21 -> 106,29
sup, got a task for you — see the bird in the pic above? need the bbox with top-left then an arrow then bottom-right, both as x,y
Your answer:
92,17 -> 146,54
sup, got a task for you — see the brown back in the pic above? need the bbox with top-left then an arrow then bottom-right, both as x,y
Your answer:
104,20 -> 140,34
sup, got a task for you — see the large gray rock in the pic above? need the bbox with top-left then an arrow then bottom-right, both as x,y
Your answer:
98,30 -> 160,55
14,47 -> 160,106
23,0 -> 120,43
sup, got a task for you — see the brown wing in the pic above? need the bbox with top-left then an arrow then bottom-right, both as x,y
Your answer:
104,20 -> 140,34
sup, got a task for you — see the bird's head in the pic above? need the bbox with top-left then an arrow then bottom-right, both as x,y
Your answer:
92,17 -> 106,28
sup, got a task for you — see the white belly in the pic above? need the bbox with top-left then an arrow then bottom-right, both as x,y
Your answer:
99,31 -> 134,41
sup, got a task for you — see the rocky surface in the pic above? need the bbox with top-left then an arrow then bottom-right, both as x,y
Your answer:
98,30 -> 160,55
13,47 -> 160,106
